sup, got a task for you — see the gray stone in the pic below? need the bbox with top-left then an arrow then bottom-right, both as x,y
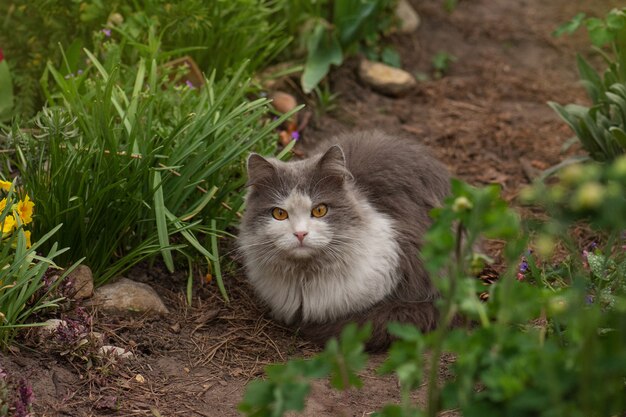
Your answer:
68,265 -> 94,300
358,59 -> 417,96
92,278 -> 169,316
396,0 -> 420,33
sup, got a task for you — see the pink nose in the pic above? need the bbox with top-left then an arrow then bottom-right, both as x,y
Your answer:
294,231 -> 308,243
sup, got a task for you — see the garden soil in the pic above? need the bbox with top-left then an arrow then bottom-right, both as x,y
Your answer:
0,0 -> 619,415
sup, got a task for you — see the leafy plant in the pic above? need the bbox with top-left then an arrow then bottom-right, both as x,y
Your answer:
239,155 -> 626,416
297,0 -> 396,93
550,8 -> 626,162
0,181 -> 75,348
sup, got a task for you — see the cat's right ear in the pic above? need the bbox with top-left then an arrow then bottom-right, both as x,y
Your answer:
246,153 -> 276,187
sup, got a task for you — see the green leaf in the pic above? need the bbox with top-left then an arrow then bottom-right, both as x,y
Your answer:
586,18 -> 614,46
587,252 -> 607,279
334,0 -> 378,47
609,127 -> 626,150
153,171 -> 175,273
301,23 -> 343,93
605,9 -> 626,31
381,47 -> 402,68
552,13 -> 586,37
576,55 -> 603,102
0,61 -> 14,120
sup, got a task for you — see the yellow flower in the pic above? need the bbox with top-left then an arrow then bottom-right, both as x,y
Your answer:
0,180 -> 12,192
0,198 -> 6,212
1,214 -> 16,234
17,195 -> 34,225
23,230 -> 32,249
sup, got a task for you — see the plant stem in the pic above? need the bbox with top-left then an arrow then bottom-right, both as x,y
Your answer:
426,222 -> 465,417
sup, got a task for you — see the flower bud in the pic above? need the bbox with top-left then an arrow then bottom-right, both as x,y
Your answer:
572,182 -> 605,210
452,196 -> 473,212
559,164 -> 585,185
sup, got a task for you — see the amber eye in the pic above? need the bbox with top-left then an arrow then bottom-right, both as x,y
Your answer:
311,204 -> 328,218
271,207 -> 289,220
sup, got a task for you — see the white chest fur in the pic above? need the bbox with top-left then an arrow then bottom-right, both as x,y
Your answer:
244,204 -> 401,324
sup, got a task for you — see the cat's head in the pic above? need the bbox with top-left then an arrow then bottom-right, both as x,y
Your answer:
240,145 -> 362,261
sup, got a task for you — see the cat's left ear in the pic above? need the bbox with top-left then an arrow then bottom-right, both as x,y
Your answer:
316,145 -> 354,182
246,153 -> 276,187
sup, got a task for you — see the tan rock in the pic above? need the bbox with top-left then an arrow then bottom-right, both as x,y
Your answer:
396,0 -> 420,33
358,59 -> 417,96
92,278 -> 169,316
68,265 -> 94,300
99,345 -> 134,359
271,91 -> 298,114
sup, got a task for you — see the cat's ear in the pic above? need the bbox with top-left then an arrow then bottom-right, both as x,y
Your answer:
246,153 -> 276,186
316,145 -> 354,182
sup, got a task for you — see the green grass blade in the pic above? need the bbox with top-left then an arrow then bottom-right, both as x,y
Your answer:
153,170 -> 175,272
211,219 -> 229,303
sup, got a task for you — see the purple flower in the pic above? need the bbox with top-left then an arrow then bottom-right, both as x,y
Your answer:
185,80 -> 195,89
77,69 -> 83,75
290,130 -> 300,140
102,28 -> 112,37
13,378 -> 34,417
585,294 -> 594,305
519,260 -> 529,273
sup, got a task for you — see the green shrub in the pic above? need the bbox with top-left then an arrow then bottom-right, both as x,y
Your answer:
238,155 -> 626,417
550,8 -> 626,162
0,182 -> 75,348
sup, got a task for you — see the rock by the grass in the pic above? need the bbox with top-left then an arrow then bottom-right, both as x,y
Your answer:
91,278 -> 169,317
358,59 -> 417,96
396,0 -> 420,33
270,91 -> 298,114
99,345 -> 134,359
67,265 -> 94,300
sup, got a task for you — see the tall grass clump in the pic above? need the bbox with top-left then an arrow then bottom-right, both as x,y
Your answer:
6,46 -> 295,297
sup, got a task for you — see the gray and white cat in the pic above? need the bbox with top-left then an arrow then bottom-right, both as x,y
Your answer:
238,131 -> 450,350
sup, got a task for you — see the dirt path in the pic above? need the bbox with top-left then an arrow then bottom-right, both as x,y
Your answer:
1,0 -> 617,415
